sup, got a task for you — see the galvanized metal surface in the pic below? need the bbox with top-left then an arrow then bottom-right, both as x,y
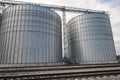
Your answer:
67,13 -> 117,64
0,4 -> 62,64
0,13 -> 1,28
0,13 -> 2,57
0,13 -> 1,25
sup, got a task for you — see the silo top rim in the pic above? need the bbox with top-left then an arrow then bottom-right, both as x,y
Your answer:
4,4 -> 51,11
3,4 -> 61,21
67,12 -> 109,24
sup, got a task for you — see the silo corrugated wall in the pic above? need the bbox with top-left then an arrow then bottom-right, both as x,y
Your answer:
0,13 -> 2,59
67,13 -> 117,64
0,13 -> 1,25
0,5 -> 62,64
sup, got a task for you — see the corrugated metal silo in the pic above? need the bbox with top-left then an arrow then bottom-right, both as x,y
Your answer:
67,13 -> 117,64
0,4 -> 62,64
0,13 -> 1,24
0,13 -> 2,56
0,13 -> 1,27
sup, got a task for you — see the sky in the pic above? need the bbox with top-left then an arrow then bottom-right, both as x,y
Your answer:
13,0 -> 120,55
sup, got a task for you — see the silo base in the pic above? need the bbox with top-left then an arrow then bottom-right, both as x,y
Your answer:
0,63 -> 64,67
77,60 -> 118,64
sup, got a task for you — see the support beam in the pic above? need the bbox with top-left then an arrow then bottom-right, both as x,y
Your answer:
62,9 -> 68,57
0,0 -> 108,14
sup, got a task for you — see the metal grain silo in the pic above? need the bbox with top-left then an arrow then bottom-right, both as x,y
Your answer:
0,4 -> 62,64
0,13 -> 1,27
0,13 -> 1,24
0,13 -> 2,56
67,13 -> 117,64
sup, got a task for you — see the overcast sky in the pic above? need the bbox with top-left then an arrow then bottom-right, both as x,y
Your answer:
14,0 -> 120,55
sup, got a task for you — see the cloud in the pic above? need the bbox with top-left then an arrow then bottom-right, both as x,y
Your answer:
15,0 -> 120,55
